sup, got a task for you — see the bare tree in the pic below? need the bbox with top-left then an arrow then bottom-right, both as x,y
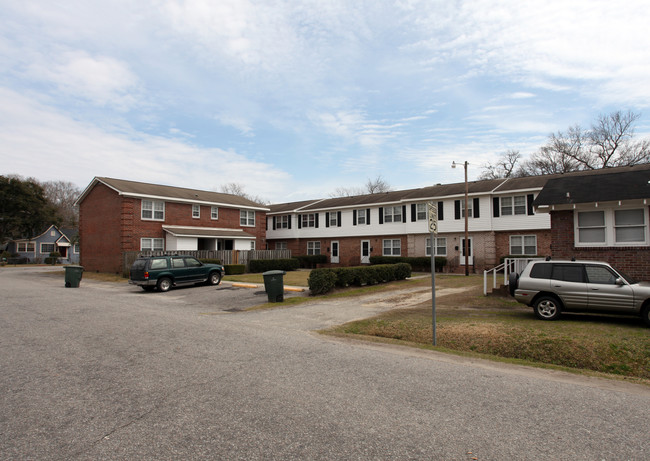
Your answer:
39,180 -> 81,227
479,150 -> 524,179
330,175 -> 391,197
219,183 -> 268,205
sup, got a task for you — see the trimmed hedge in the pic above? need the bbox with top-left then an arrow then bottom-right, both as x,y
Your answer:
369,255 -> 447,271
308,263 -> 412,295
224,264 -> 245,275
200,258 -> 222,265
249,258 -> 300,273
295,254 -> 327,268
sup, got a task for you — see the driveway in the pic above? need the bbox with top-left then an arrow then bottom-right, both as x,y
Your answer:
1,266 -> 649,460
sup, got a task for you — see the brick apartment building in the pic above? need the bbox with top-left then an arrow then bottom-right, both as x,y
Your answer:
75,177 -> 269,273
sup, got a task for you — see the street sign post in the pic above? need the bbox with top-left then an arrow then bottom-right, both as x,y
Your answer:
427,202 -> 438,346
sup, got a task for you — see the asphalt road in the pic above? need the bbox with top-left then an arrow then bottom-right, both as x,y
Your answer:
1,266 -> 649,460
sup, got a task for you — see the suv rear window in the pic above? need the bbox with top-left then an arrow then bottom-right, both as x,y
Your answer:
530,263 -> 552,279
551,264 -> 585,283
150,258 -> 168,270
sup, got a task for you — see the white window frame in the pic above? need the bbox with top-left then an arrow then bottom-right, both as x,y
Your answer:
40,243 -> 55,254
307,241 -> 321,255
192,204 -> 200,219
509,235 -> 537,255
141,238 -> 164,251
384,206 -> 402,223
301,213 -> 316,228
382,239 -> 401,256
73,243 -> 80,254
276,241 -> 287,250
211,206 -> 219,220
142,200 -> 165,221
461,200 -> 473,219
250,241 -> 256,250
18,242 -> 36,252
329,212 -> 338,227
426,237 -> 447,256
501,195 -> 526,216
416,203 -> 427,221
575,208 -> 648,247
276,215 -> 289,229
240,210 -> 255,227
357,209 -> 367,225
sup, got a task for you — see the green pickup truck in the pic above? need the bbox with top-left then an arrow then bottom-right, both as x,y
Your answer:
129,255 -> 224,292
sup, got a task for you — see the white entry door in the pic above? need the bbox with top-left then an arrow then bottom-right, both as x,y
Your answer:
460,237 -> 473,265
361,240 -> 371,264
331,241 -> 340,264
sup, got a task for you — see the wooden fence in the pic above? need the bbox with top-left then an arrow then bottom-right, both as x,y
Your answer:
123,249 -> 292,274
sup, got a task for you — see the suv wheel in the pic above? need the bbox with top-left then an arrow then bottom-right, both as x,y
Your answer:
157,277 -> 172,292
508,272 -> 519,297
208,271 -> 222,286
534,296 -> 562,320
642,303 -> 650,327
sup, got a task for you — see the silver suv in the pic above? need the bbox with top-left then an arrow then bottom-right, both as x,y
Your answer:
510,260 -> 650,326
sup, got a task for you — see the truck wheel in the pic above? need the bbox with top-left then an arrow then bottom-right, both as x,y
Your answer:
534,296 -> 562,320
157,277 -> 172,292
208,271 -> 222,286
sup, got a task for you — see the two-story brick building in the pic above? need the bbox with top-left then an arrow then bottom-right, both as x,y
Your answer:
266,175 -> 554,272
75,177 -> 269,273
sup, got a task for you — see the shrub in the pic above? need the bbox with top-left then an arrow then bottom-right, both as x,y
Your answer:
308,268 -> 337,294
295,254 -> 327,268
249,258 -> 300,273
369,255 -> 446,272
224,264 -> 245,275
311,264 -> 412,294
200,258 -> 222,265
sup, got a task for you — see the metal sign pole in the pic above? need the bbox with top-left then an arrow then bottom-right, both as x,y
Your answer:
427,202 -> 438,346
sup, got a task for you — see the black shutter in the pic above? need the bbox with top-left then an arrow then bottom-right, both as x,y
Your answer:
298,214 -> 302,229
288,215 -> 292,229
366,209 -> 371,225
455,200 -> 461,220
325,212 -> 330,227
437,201 -> 444,220
353,210 -> 357,226
337,211 -> 341,227
411,204 -> 416,222
527,194 -> 535,215
273,216 -> 276,230
473,198 -> 480,218
315,213 -> 319,228
402,205 -> 407,223
493,197 -> 500,217
379,207 -> 384,224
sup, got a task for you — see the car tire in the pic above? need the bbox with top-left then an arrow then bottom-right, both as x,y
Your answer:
533,296 -> 562,321
508,272 -> 519,297
641,303 -> 650,327
157,277 -> 172,292
208,271 -> 222,286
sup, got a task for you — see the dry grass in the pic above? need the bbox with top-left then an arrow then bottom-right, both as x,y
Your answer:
332,275 -> 650,380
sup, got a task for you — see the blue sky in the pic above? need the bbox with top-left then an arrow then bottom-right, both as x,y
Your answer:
2,0 -> 650,203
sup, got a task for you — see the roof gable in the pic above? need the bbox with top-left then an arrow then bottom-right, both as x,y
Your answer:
76,177 -> 269,210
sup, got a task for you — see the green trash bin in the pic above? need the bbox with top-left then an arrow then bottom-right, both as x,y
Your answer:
64,265 -> 84,288
262,270 -> 286,302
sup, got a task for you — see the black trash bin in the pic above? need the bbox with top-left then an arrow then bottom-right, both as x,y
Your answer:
64,265 -> 84,288
262,270 -> 286,302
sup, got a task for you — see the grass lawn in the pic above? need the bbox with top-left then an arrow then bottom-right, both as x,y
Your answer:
224,270 -> 311,287
329,274 -> 650,382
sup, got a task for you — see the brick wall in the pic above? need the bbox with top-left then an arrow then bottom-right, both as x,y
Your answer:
550,210 -> 650,280
79,183 -> 123,273
494,229 -> 552,259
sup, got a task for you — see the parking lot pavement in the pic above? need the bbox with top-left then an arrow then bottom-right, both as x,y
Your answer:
2,266 -> 649,460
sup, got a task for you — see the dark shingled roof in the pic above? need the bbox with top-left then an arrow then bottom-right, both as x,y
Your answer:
534,164 -> 650,206
77,177 -> 269,210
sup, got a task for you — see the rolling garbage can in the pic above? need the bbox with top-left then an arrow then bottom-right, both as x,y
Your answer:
262,270 -> 286,302
64,265 -> 84,288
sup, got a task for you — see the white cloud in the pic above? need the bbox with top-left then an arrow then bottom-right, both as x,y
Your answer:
0,88 -> 292,201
